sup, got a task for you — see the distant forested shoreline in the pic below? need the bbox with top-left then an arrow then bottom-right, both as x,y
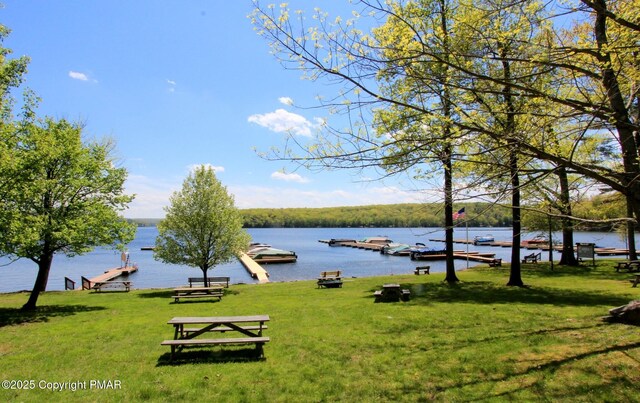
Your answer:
130,197 -> 624,230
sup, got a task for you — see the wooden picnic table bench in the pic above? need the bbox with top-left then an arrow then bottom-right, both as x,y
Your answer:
522,252 -> 541,264
187,276 -> 230,288
414,266 -> 430,275
317,270 -> 343,288
173,286 -> 223,302
488,258 -> 502,267
92,281 -> 132,292
616,260 -> 640,272
374,283 -> 410,302
161,315 -> 270,360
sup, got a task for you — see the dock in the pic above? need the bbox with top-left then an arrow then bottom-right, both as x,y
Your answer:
318,239 -> 386,251
238,253 -> 270,283
87,265 -> 138,285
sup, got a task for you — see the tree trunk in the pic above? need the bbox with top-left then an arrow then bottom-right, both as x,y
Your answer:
22,253 -> 53,311
202,267 -> 209,287
500,47 -> 524,287
557,166 -> 579,265
626,196 -> 637,261
508,148 -> 524,286
439,2 -> 458,284
443,148 -> 459,283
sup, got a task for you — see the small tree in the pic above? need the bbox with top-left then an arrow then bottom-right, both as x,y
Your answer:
0,117 -> 136,311
154,165 -> 250,284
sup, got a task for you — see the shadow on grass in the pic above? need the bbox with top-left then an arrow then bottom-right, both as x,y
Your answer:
156,347 -> 266,366
372,280 -> 630,307
442,340 -> 640,401
0,304 -> 106,328
477,261 -> 637,282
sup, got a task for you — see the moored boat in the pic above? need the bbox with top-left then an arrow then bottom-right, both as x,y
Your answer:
247,246 -> 297,264
473,235 -> 495,246
381,243 -> 412,256
522,236 -> 548,246
409,244 -> 447,260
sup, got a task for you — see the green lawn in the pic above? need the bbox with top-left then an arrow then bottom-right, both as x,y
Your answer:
1,261 -> 639,402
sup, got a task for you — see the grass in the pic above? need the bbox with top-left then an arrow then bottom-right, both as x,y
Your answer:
1,261 -> 639,402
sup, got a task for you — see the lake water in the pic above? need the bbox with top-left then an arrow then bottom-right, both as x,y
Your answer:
0,227 -> 632,293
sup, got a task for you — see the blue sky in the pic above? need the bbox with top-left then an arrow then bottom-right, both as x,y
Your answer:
3,1 -> 431,217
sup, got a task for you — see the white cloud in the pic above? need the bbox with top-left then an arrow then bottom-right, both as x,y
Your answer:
123,174 -> 431,218
230,185 -> 427,210
247,108 -> 313,137
166,79 -> 176,92
187,164 -> 225,174
69,71 -> 89,81
271,171 -> 310,183
123,174 -> 175,218
278,96 -> 294,106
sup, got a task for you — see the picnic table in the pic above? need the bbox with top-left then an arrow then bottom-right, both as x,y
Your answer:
374,283 -> 410,302
173,286 -> 223,302
616,260 -> 640,272
92,281 -> 132,292
161,315 -> 270,360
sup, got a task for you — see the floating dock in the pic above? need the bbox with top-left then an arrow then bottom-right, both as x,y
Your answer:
87,265 -> 138,284
238,253 -> 270,283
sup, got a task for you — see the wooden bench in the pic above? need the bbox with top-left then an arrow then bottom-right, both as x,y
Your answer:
488,258 -> 502,267
616,261 -> 640,272
173,287 -> 223,302
93,281 -> 132,292
522,252 -> 541,263
188,276 -> 230,288
414,266 -> 430,275
317,270 -> 343,288
161,337 -> 270,359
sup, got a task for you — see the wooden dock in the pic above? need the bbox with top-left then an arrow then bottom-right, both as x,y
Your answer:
318,239 -> 385,251
238,253 -> 270,283
87,265 -> 138,284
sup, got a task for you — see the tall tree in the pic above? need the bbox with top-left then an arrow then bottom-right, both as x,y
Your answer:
154,166 -> 250,285
0,117 -> 136,310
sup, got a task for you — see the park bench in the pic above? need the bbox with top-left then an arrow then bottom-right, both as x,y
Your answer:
92,281 -> 132,292
317,270 -> 343,288
414,266 -> 430,275
173,286 -> 224,302
522,252 -> 541,264
488,258 -> 502,267
188,276 -> 230,288
615,260 -> 640,272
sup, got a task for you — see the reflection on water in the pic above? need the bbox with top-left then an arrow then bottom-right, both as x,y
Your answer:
0,227 -> 632,293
